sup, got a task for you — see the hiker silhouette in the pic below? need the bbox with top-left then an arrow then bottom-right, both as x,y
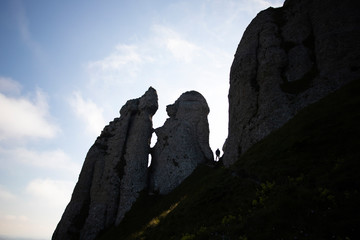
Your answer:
215,148 -> 220,161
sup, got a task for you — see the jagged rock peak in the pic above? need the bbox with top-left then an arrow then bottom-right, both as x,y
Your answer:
223,0 -> 360,166
149,90 -> 213,195
120,86 -> 158,116
52,87 -> 158,240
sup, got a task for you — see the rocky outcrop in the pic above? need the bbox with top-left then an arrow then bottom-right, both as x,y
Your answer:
52,87 -> 158,240
53,88 -> 214,239
149,91 -> 213,195
223,0 -> 360,166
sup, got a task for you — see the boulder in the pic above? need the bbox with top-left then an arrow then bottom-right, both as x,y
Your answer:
149,91 -> 213,195
223,0 -> 360,166
52,87 -> 158,240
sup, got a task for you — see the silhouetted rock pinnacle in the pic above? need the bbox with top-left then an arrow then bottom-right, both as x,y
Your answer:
52,87 -> 158,240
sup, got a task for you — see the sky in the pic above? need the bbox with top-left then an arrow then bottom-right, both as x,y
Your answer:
0,0 -> 283,239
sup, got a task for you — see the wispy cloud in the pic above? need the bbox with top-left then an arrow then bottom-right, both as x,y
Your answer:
0,178 -> 74,239
0,80 -> 59,141
225,0 -> 283,14
0,185 -> 16,201
26,178 -> 73,207
0,77 -> 22,95
89,44 -> 143,72
86,24 -> 201,87
69,92 -> 106,137
152,25 -> 201,62
0,214 -> 33,239
0,77 -> 73,239
87,44 -> 153,84
11,0 -> 45,62
0,208 -> 51,240
0,147 -> 79,176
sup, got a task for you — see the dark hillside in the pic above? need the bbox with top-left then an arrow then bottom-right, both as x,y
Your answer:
98,79 -> 360,240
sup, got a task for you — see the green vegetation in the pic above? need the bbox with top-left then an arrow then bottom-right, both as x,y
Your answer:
97,79 -> 360,240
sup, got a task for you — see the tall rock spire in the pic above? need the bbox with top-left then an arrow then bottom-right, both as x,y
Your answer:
52,87 -> 158,240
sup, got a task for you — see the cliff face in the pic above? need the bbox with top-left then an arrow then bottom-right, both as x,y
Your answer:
223,0 -> 360,166
53,88 -> 158,240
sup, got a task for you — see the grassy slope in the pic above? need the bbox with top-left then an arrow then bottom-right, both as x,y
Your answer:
98,79 -> 360,240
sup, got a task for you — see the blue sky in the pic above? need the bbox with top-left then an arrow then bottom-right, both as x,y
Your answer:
0,0 -> 283,239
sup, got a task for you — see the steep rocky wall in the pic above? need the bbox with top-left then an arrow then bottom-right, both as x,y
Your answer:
223,0 -> 360,166
52,88 -> 158,240
149,91 -> 213,195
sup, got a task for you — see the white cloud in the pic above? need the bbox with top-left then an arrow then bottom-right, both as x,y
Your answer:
0,214 -> 33,239
86,25 -> 201,88
90,44 -> 142,71
26,178 -> 73,207
85,25 -> 202,93
0,85 -> 59,141
69,92 -> 106,136
259,0 -> 283,8
0,147 -> 80,176
166,38 -> 200,62
2,214 -> 28,222
0,212 -> 49,240
87,44 -> 153,84
0,178 -> 74,239
228,0 -> 283,14
0,186 -> 16,201
152,25 -> 200,62
0,77 -> 22,95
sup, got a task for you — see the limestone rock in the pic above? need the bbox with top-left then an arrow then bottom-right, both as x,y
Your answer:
223,0 -> 360,166
52,87 -> 158,240
149,91 -> 213,195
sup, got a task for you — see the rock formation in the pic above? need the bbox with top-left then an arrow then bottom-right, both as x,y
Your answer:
53,88 -> 215,239
52,87 -> 158,240
149,91 -> 213,195
223,0 -> 360,166
53,0 -> 360,236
